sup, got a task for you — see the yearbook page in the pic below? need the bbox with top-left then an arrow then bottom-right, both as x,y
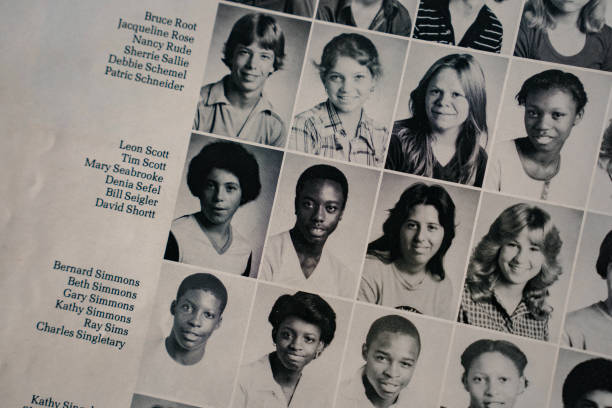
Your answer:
2,1 -> 612,407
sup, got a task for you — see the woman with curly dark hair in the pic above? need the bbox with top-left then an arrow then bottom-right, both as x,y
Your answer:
165,141 -> 261,276
459,203 -> 563,341
234,291 -> 337,407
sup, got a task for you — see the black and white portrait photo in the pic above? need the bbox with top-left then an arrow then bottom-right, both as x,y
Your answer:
233,284 -> 351,408
316,0 -> 418,38
130,393 -> 201,408
387,42 -> 509,187
550,348 -> 612,408
514,0 -> 612,71
412,0 -> 523,55
164,133 -> 282,277
358,172 -> 480,320
458,192 -> 582,342
192,4 -> 311,147
563,211 -> 612,358
337,303 -> 452,408
134,264 -> 255,408
288,23 -> 407,167
258,153 -> 380,298
485,59 -> 610,208
226,0 -> 317,18
441,324 -> 557,408
589,98 -> 612,215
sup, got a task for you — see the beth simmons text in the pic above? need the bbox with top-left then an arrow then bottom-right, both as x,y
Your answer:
84,139 -> 169,219
34,260 -> 141,352
105,11 -> 197,91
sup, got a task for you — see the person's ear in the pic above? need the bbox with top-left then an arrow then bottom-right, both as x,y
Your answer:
170,300 -> 177,315
214,315 -> 223,330
574,109 -> 584,126
461,373 -> 468,391
314,341 -> 325,359
362,343 -> 368,361
518,376 -> 527,394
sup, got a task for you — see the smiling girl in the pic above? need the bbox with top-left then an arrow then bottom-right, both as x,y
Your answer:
386,53 -> 488,187
485,69 -> 587,206
234,291 -> 337,407
515,0 -> 612,71
459,203 -> 563,341
460,339 -> 528,408
359,182 -> 457,319
289,33 -> 388,167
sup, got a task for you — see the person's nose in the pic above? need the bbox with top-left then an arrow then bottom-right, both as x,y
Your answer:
187,311 -> 203,327
484,380 -> 499,397
512,247 -> 529,264
289,336 -> 303,351
413,226 -> 426,242
383,362 -> 400,378
534,114 -> 553,130
213,187 -> 226,203
435,91 -> 451,106
312,204 -> 325,222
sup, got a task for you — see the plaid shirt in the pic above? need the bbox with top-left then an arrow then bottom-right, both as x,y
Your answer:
288,100 -> 389,167
458,285 -> 549,341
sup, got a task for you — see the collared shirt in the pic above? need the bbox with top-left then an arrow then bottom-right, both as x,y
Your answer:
458,285 -> 549,341
258,230 -> 356,298
336,366 -> 412,408
227,0 -> 316,17
413,0 -> 503,53
234,354 -> 333,408
193,76 -> 286,147
288,100 -> 389,168
317,0 -> 412,37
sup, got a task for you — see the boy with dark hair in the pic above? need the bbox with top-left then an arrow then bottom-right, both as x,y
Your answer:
337,314 -> 421,407
193,13 -> 286,147
562,357 -> 612,408
259,164 -> 353,298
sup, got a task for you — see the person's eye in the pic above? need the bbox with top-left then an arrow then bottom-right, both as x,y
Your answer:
427,224 -> 439,232
328,74 -> 342,82
400,361 -> 414,368
260,53 -> 273,60
529,245 -> 541,252
429,89 -> 441,95
302,200 -> 314,209
375,355 -> 387,362
205,181 -> 215,190
552,112 -> 566,120
405,222 -> 418,229
452,91 -> 464,98
527,110 -> 539,118
472,376 -> 482,383
326,205 -> 338,214
204,311 -> 216,319
304,336 -> 315,344
226,184 -> 238,192
498,377 -> 509,383
180,303 -> 192,312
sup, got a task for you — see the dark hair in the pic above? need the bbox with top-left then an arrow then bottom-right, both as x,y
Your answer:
295,164 -> 349,209
596,230 -> 612,279
399,54 -> 487,185
316,33 -> 382,82
367,183 -> 456,280
175,273 -> 228,314
562,358 -> 612,408
223,13 -> 286,71
461,339 -> 528,380
466,203 -> 562,319
516,69 -> 588,115
365,314 -> 421,357
187,141 -> 261,205
599,120 -> 612,178
268,291 -> 337,345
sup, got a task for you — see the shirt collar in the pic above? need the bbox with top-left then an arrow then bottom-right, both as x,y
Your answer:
323,100 -> 378,151
342,366 -> 410,406
491,289 -> 531,318
338,0 -> 398,18
205,75 -> 275,115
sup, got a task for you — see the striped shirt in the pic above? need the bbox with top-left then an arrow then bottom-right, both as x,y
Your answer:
288,100 -> 389,167
458,285 -> 550,341
413,0 -> 503,53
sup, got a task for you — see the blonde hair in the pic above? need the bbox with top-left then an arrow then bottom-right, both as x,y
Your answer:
523,0 -> 607,33
466,203 -> 563,319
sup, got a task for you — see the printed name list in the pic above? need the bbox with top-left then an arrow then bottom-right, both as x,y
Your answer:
105,11 -> 197,91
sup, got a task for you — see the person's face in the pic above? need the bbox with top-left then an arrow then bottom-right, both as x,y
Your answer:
425,67 -> 470,134
274,316 -> 324,372
200,168 -> 242,226
573,389 -> 612,408
362,332 -> 420,403
399,204 -> 445,268
464,351 -> 526,408
524,88 -> 582,154
171,289 -> 223,352
294,178 -> 344,244
229,41 -> 275,93
549,0 -> 591,14
324,55 -> 374,114
497,227 -> 545,287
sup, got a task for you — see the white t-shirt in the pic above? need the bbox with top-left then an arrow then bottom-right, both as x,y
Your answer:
358,256 -> 454,319
170,214 -> 252,275
336,366 -> 413,408
259,231 -> 355,298
563,301 -> 612,357
485,139 -> 588,208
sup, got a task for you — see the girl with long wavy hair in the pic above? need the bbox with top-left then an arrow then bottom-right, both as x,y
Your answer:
385,53 -> 488,187
515,0 -> 612,71
459,203 -> 563,341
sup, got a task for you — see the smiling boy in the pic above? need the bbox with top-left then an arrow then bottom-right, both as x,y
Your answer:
259,164 -> 354,298
193,13 -> 286,147
337,314 -> 421,408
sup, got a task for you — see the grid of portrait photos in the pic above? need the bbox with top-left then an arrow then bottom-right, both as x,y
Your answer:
132,1 -> 612,407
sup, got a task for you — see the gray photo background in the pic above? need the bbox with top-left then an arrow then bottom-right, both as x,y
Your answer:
171,133 -> 283,277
